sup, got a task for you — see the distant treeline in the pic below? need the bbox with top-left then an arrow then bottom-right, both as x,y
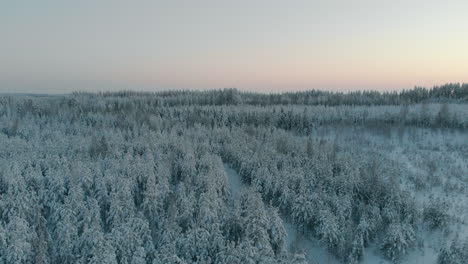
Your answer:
84,83 -> 468,106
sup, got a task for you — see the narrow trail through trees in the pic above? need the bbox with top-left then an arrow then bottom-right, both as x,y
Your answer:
223,163 -> 339,264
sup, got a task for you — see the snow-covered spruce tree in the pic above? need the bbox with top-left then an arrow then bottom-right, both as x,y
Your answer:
435,103 -> 451,127
380,222 -> 416,262
266,205 -> 287,256
3,216 -> 34,264
424,198 -> 449,230
438,238 -> 468,264
316,208 -> 342,254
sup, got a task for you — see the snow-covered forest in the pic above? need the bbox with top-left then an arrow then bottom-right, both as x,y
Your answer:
1,84 -> 467,264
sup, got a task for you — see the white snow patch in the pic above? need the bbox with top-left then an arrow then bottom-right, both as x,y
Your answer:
224,163 -> 245,197
283,219 -> 340,264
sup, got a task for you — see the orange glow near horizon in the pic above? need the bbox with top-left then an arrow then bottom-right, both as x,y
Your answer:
1,1 -> 467,93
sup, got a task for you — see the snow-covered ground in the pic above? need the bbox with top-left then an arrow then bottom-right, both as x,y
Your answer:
224,123 -> 468,264
283,220 -> 342,264
224,164 -> 245,197
224,163 -> 340,264
314,126 -> 468,263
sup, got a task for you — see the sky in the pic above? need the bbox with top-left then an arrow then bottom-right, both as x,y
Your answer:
1,0 -> 467,93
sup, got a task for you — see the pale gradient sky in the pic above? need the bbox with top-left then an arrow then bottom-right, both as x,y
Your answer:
1,0 -> 467,93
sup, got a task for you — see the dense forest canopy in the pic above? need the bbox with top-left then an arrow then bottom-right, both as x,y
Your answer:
0,84 -> 467,264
